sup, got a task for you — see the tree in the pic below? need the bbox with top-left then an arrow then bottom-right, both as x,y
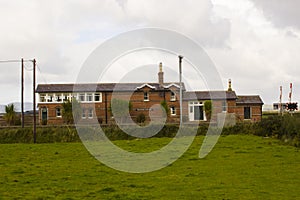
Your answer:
204,100 -> 212,121
110,98 -> 132,123
62,99 -> 82,124
4,104 -> 16,126
160,100 -> 170,117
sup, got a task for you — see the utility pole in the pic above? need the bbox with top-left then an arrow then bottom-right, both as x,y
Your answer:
21,58 -> 24,128
179,55 -> 183,124
279,86 -> 283,116
33,59 -> 37,143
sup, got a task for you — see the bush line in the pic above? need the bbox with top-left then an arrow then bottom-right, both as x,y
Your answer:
0,114 -> 299,147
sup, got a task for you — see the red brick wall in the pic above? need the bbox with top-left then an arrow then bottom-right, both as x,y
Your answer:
37,91 -> 262,125
38,89 -> 182,125
235,104 -> 262,122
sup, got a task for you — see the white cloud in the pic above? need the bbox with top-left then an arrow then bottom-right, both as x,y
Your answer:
209,0 -> 300,104
0,0 -> 299,105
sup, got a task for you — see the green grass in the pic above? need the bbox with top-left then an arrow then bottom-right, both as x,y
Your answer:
0,135 -> 299,199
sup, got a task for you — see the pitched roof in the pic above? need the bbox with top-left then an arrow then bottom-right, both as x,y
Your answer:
236,95 -> 264,105
136,83 -> 156,90
36,82 -> 185,93
183,91 -> 237,100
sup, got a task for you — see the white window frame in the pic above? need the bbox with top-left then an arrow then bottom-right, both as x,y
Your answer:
79,93 -> 85,102
188,101 -> 206,121
55,94 -> 62,102
63,93 -> 69,102
170,106 -> 176,116
47,94 -> 53,102
94,93 -> 102,102
82,109 -> 86,119
86,93 -> 93,102
56,107 -> 62,118
40,94 -> 46,102
170,91 -> 176,101
72,93 -> 78,101
88,108 -> 93,119
144,92 -> 149,101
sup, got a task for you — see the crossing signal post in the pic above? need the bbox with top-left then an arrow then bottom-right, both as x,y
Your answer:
287,102 -> 298,112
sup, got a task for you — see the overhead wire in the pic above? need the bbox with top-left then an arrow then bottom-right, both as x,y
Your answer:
0,59 -> 33,63
0,59 -> 21,63
24,63 -> 33,71
36,63 -> 48,85
0,58 -> 49,87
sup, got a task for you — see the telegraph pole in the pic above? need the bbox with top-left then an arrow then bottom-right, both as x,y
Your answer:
179,55 -> 183,124
21,58 -> 24,128
279,86 -> 283,116
33,59 -> 37,143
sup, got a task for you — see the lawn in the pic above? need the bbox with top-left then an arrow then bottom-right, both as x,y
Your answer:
0,135 -> 299,199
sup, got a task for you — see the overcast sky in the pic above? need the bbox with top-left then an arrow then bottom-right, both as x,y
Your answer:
0,0 -> 299,105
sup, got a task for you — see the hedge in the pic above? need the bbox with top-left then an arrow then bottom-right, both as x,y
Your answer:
0,114 -> 299,147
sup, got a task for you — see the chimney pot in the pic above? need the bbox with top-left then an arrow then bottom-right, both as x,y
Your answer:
158,62 -> 164,87
228,79 -> 232,91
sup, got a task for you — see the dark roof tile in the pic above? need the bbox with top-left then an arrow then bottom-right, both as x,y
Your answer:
236,95 -> 264,105
183,91 -> 237,100
36,82 -> 184,93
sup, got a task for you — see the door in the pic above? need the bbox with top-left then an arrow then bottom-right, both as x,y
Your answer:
194,105 -> 204,120
41,107 -> 48,125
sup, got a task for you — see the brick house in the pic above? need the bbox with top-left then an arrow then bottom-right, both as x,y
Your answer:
36,63 -> 263,125
235,95 -> 264,122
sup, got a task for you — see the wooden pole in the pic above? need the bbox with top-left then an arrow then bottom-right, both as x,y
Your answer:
21,58 -> 24,128
33,59 -> 37,143
179,55 -> 183,124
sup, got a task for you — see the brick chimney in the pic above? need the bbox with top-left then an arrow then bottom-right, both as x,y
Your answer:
158,62 -> 164,87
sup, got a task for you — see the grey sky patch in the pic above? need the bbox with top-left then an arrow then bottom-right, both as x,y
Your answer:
251,0 -> 300,29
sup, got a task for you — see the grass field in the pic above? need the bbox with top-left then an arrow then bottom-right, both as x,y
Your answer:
0,135 -> 299,199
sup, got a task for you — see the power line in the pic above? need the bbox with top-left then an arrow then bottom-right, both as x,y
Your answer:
36,63 -> 48,84
24,63 -> 33,71
0,59 -> 32,63
0,60 -> 20,63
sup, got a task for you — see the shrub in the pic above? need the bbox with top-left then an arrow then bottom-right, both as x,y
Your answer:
204,100 -> 212,121
136,113 -> 146,124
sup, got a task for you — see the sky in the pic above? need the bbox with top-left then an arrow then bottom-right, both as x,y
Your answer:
0,0 -> 300,106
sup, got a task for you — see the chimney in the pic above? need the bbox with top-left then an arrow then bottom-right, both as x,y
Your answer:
228,79 -> 232,91
158,62 -> 164,87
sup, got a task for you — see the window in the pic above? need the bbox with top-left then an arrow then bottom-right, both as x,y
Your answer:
170,91 -> 176,101
188,101 -> 205,121
190,106 -> 193,113
94,93 -> 101,102
244,107 -> 251,120
144,92 -> 149,101
40,94 -> 46,102
88,109 -> 93,119
56,107 -> 61,117
170,106 -> 176,116
222,101 -> 227,112
63,93 -> 69,102
82,109 -> 86,119
86,93 -> 93,102
79,93 -> 85,102
47,94 -> 53,102
72,93 -> 78,101
55,94 -> 62,102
